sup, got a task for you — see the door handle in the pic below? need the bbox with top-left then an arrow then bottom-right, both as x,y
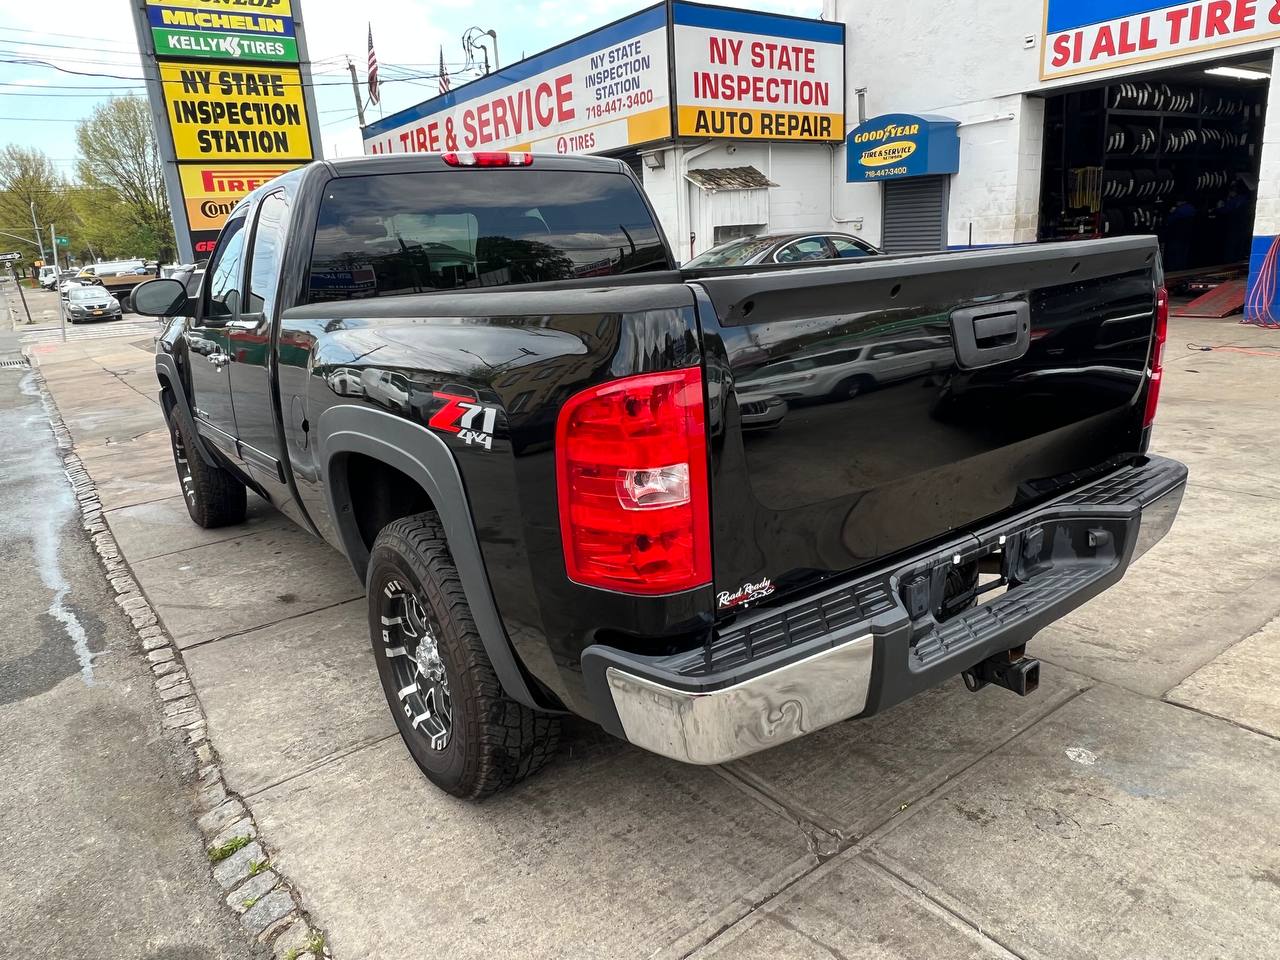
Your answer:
209,352 -> 231,369
950,302 -> 1031,369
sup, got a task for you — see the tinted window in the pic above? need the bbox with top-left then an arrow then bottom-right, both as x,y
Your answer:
775,238 -> 831,263
685,236 -> 775,268
307,169 -> 668,302
247,192 -> 288,320
830,236 -> 876,259
204,212 -> 248,321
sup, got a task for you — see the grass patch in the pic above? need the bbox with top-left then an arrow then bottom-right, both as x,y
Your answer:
282,933 -> 325,960
241,896 -> 259,909
207,834 -> 250,863
247,858 -> 267,877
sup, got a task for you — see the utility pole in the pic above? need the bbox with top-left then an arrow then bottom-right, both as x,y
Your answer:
346,58 -> 367,127
30,201 -> 47,265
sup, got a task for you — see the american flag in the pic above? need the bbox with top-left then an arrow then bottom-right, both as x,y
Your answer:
367,24 -> 380,105
438,46 -> 450,94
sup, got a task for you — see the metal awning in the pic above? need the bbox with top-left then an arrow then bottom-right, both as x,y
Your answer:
684,166 -> 778,192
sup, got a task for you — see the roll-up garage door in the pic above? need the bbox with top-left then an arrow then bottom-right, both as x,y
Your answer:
882,176 -> 949,254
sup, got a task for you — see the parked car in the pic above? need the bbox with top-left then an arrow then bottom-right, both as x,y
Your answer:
78,259 -> 154,309
685,231 -> 880,268
738,334 -> 955,401
64,284 -> 122,323
131,153 -> 1185,800
38,265 -> 59,289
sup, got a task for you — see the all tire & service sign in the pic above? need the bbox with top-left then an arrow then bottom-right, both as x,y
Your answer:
362,1 -> 846,157
133,0 -> 317,260
1043,0 -> 1280,79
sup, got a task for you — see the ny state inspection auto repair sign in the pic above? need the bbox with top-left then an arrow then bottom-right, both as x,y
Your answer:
1043,0 -> 1280,78
362,1 -> 845,157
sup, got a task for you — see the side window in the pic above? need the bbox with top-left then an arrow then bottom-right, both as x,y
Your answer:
246,192 -> 289,321
830,236 -> 875,259
204,212 -> 248,321
775,238 -> 831,263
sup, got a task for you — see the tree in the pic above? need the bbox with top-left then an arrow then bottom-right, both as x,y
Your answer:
75,96 -> 175,261
0,146 -> 74,263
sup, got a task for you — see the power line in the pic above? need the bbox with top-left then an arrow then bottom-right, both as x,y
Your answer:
0,58 -> 453,89
0,25 -> 138,48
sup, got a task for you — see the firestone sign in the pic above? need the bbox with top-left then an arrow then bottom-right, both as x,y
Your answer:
1042,0 -> 1280,79
363,1 -> 845,157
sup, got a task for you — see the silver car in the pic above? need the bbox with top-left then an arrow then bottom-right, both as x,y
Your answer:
64,284 -> 122,323
686,232 -> 880,268
738,336 -> 954,401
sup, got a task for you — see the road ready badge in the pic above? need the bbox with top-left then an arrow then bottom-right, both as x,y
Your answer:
428,392 -> 499,450
717,576 -> 775,609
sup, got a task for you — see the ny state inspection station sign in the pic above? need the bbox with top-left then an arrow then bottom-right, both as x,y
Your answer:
145,0 -> 296,64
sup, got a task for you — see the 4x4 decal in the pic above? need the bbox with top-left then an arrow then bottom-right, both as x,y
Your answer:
428,392 -> 499,450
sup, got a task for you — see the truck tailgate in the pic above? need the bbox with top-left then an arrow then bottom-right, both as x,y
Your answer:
689,236 -> 1160,611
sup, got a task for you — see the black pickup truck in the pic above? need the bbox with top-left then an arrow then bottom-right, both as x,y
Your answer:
132,153 -> 1186,799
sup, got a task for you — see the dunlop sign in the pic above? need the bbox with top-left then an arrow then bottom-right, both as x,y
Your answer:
160,61 -> 312,160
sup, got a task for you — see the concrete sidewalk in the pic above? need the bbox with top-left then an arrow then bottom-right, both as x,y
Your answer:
28,320 -> 1280,959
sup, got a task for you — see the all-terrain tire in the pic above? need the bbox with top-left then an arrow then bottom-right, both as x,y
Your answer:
367,512 -> 560,799
166,406 -> 246,528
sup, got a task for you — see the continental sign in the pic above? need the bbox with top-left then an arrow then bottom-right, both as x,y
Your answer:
672,2 -> 844,142
1043,0 -> 1280,79
145,0 -> 293,15
147,4 -> 297,64
179,163 -> 299,230
846,114 -> 960,183
159,61 -> 312,160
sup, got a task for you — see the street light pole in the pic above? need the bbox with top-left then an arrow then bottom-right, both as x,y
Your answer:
29,201 -> 47,265
50,224 -> 58,272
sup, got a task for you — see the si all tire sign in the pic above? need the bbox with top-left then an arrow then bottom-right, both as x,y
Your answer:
429,393 -> 499,450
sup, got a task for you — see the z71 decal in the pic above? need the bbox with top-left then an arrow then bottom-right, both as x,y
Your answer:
428,392 -> 499,450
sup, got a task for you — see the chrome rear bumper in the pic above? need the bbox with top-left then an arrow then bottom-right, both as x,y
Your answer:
585,455 -> 1187,766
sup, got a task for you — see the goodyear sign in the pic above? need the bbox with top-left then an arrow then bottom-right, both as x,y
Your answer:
179,163 -> 300,229
147,4 -> 296,64
846,113 -> 960,182
672,2 -> 844,142
160,61 -> 312,160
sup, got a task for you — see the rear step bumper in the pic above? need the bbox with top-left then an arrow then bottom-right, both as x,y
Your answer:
582,455 -> 1187,765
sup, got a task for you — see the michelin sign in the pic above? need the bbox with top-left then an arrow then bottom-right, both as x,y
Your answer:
363,0 -> 845,156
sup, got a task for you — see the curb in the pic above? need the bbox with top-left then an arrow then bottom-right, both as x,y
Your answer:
28,360 -> 332,960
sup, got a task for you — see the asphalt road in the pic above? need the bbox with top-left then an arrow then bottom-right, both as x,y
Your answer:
0,337 -> 262,958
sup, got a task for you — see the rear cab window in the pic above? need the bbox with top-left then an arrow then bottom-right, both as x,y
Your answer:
306,168 -> 669,302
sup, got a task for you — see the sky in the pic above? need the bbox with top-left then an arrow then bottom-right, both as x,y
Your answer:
0,0 -> 823,176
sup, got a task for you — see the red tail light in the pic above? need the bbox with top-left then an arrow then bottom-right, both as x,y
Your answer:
441,151 -> 533,167
1144,285 -> 1168,428
556,368 -> 711,595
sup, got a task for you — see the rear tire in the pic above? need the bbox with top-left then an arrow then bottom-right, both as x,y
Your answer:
835,374 -> 873,399
367,512 -> 560,799
166,408 -> 246,528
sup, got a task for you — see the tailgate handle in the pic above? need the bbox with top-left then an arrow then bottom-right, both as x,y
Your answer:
951,301 -> 1031,369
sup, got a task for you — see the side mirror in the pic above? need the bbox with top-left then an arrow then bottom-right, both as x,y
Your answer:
131,277 -> 189,318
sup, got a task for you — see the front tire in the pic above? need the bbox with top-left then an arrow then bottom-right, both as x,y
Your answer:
367,513 -> 560,799
166,408 -> 246,528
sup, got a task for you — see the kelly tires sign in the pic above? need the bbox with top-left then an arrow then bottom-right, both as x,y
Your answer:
147,2 -> 296,64
1043,0 -> 1280,79
672,2 -> 844,142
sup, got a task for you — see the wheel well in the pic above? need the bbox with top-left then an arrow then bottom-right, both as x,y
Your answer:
340,452 -> 435,551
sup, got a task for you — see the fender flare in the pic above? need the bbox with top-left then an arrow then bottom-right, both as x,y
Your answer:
315,404 -> 549,712
155,353 -> 219,469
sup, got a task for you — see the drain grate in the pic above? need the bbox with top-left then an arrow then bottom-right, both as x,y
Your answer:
0,357 -> 31,369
